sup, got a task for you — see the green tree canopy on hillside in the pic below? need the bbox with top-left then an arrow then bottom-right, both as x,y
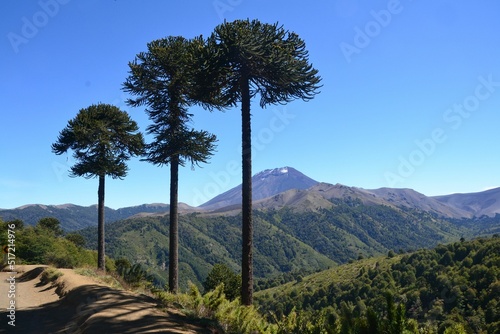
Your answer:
37,217 -> 63,236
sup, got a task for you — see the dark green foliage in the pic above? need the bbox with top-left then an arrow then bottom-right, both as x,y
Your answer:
204,263 -> 242,301
257,204 -> 460,264
123,36 -> 217,169
77,196 -> 494,293
78,214 -> 335,290
51,103 -> 144,180
37,217 -> 63,236
115,258 -> 132,276
121,263 -> 151,286
0,218 -> 23,247
8,221 -> 99,268
204,19 -> 322,108
256,237 -> 500,332
65,232 -> 86,247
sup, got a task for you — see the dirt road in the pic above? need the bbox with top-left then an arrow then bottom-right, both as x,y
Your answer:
0,265 -> 216,333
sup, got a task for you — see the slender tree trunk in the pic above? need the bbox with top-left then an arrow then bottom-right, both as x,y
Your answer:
169,155 -> 179,293
97,174 -> 105,271
240,75 -> 253,305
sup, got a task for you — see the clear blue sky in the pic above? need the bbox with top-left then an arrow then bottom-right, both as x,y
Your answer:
2,0 -> 500,209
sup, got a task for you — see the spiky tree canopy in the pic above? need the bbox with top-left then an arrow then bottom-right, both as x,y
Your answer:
51,103 -> 144,178
123,35 -> 218,293
205,19 -> 322,108
123,36 -> 217,167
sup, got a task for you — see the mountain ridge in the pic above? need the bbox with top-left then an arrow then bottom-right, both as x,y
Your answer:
0,203 -> 195,231
2,166 -> 499,231
432,187 -> 500,217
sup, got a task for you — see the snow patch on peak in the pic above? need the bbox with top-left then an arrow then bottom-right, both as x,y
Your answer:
256,167 -> 290,178
279,167 -> 288,174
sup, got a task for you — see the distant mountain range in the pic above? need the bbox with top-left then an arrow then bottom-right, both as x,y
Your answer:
202,167 -> 500,218
1,166 -> 499,231
433,187 -> 500,217
0,203 -> 174,231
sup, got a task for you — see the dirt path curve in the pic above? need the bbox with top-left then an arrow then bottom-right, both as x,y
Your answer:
0,265 -> 217,333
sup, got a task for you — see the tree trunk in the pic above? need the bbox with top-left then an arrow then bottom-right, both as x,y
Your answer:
240,75 -> 253,305
97,174 -> 105,271
169,155 -> 179,293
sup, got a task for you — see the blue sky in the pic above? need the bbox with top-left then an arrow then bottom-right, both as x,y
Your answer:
1,0 -> 500,209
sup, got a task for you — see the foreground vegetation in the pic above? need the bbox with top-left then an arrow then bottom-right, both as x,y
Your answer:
1,217 -> 499,333
256,236 -> 500,333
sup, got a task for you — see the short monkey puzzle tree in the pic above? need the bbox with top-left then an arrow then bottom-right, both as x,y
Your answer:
123,36 -> 217,293
204,19 -> 322,305
52,103 -> 144,270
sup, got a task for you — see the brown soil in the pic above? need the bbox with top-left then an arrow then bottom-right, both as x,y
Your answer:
0,265 -> 218,333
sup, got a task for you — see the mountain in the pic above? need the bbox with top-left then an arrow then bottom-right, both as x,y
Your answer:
0,203 -> 195,231
199,166 -> 481,218
231,182 -> 473,218
200,167 -> 318,210
3,166 -> 499,231
365,187 -> 473,218
433,187 -> 500,217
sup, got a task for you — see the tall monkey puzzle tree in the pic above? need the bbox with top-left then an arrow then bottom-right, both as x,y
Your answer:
123,36 -> 217,293
52,103 -> 144,270
205,19 -> 322,305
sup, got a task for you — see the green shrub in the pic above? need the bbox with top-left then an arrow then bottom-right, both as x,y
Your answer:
203,263 -> 241,301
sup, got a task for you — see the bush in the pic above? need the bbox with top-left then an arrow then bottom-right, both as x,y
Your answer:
203,263 -> 241,301
65,233 -> 86,247
36,217 -> 63,236
16,225 -> 102,269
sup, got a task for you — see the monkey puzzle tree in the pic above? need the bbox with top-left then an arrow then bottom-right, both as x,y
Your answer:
52,103 -> 144,270
205,19 -> 322,305
123,36 -> 217,293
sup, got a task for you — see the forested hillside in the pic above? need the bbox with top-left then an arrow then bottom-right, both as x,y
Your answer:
79,213 -> 335,289
255,236 -> 500,333
76,196 -> 497,290
256,199 -> 465,263
3,214 -> 499,332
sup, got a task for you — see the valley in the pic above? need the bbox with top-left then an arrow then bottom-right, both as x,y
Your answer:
1,167 -> 499,332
